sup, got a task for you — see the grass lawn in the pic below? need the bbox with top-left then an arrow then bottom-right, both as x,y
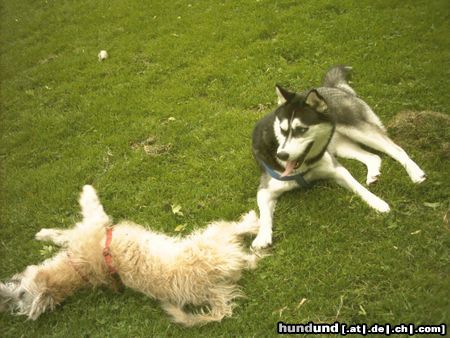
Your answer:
1,0 -> 449,336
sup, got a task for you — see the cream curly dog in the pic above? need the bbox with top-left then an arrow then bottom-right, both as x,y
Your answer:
0,185 -> 261,326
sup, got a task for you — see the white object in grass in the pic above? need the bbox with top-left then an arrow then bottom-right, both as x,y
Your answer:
98,50 -> 108,61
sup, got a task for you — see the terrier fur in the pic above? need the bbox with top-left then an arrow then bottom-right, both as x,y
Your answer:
0,185 -> 261,326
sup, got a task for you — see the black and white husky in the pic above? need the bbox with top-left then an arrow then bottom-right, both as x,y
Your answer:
251,66 -> 426,249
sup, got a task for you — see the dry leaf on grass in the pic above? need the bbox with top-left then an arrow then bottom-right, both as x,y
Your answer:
295,298 -> 307,310
174,223 -> 187,232
171,204 -> 184,216
423,202 -> 441,209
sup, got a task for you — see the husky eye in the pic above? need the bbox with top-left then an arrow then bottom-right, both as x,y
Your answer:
292,127 -> 309,136
280,128 -> 289,137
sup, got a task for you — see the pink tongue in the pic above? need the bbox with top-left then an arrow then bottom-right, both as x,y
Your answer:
281,161 -> 296,177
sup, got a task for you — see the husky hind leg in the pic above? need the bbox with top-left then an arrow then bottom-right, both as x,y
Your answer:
330,133 -> 382,185
337,123 -> 426,183
333,165 -> 390,212
311,153 -> 390,213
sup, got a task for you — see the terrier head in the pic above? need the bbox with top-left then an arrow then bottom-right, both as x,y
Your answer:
0,265 -> 55,320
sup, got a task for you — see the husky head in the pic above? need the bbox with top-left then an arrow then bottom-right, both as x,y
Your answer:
0,265 -> 55,320
274,85 -> 335,176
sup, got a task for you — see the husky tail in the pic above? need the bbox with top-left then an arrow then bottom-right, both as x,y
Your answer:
323,65 -> 356,96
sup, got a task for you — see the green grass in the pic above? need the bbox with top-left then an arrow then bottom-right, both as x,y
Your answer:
1,0 -> 449,336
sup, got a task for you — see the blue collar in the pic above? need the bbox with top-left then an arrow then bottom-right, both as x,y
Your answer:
260,161 -> 310,188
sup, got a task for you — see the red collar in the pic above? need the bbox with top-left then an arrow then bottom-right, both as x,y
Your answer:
102,227 -> 124,292
103,227 -> 117,274
66,252 -> 89,283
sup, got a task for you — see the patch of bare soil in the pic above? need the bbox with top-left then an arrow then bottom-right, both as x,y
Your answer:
131,136 -> 172,156
388,111 -> 450,159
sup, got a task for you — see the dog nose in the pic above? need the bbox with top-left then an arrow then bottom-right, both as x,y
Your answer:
277,152 -> 289,161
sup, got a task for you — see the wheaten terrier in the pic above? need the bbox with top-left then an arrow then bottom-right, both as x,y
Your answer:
0,185 -> 261,326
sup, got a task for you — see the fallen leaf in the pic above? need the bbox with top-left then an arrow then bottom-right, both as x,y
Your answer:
358,305 -> 367,316
410,230 -> 421,235
272,306 -> 288,318
171,204 -> 184,216
295,298 -> 307,310
39,245 -> 55,257
335,295 -> 344,320
423,202 -> 441,209
387,221 -> 399,229
174,223 -> 187,232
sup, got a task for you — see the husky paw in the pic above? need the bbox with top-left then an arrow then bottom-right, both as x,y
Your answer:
366,156 -> 381,185
411,172 -> 426,184
371,199 -> 390,213
252,231 -> 272,249
366,173 -> 380,185
407,165 -> 426,184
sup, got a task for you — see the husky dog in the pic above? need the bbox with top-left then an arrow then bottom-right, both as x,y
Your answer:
0,185 -> 261,326
251,66 -> 426,249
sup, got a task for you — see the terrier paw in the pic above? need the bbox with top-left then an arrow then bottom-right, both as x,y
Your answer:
245,254 -> 258,270
252,231 -> 272,249
242,210 -> 258,223
35,229 -> 55,241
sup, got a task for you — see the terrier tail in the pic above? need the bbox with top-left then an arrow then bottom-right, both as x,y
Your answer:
323,65 -> 356,96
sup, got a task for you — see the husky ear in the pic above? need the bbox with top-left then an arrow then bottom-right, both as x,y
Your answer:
305,89 -> 328,113
275,84 -> 295,105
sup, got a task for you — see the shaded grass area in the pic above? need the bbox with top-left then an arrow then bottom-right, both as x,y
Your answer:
1,0 -> 449,336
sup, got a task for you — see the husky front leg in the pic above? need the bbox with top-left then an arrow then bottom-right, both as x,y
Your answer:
252,176 -> 298,249
332,165 -> 390,213
252,189 -> 277,249
308,152 -> 390,213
